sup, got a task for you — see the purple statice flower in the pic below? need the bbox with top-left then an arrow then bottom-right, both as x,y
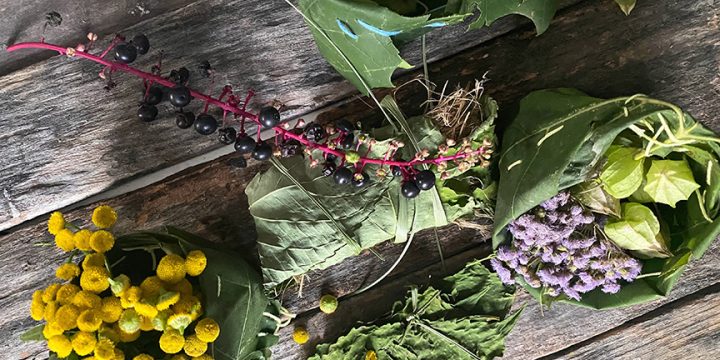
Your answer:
492,191 -> 643,302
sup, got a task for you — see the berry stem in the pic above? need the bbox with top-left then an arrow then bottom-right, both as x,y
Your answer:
7,41 -> 488,169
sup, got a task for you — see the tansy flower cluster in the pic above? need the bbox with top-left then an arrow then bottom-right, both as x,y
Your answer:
30,206 -> 220,359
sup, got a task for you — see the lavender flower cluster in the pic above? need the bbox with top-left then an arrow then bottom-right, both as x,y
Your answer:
491,191 -> 642,301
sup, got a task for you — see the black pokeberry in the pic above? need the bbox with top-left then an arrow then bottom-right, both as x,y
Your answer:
194,114 -> 218,135
252,142 -> 273,161
401,181 -> 420,199
322,162 -> 337,177
131,34 -> 150,55
259,107 -> 280,128
335,119 -> 355,133
235,134 -> 256,154
169,67 -> 190,84
352,171 -> 370,187
304,122 -> 326,143
339,133 -> 355,149
137,104 -> 158,122
168,85 -> 192,107
415,170 -> 436,191
175,111 -> 195,129
144,86 -> 164,105
114,42 -> 137,63
391,165 -> 403,177
333,167 -> 353,185
218,127 -> 237,144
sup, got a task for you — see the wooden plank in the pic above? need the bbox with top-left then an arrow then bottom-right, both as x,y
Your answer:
0,0 -> 200,76
550,284 -> 720,360
0,0 -> 582,232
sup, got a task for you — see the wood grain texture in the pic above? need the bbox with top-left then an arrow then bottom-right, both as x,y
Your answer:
550,284 -> 720,360
0,0 -> 582,232
0,0 -> 199,76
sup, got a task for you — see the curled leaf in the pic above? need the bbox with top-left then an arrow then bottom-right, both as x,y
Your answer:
571,180 -> 621,217
604,202 -> 671,258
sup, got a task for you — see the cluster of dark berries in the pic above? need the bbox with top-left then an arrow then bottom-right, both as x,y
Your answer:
113,34 -> 150,64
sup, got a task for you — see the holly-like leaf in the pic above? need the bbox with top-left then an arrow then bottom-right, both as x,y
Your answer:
614,0 -> 637,15
599,145 -> 645,199
604,202 -> 671,258
571,180 -> 621,218
297,0 -> 466,94
643,159 -> 700,208
446,0 -> 559,34
310,260 -> 519,360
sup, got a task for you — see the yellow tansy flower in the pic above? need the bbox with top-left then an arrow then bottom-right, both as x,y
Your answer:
133,355 -> 154,360
48,334 -> 73,358
98,325 -> 120,343
157,254 -> 186,284
292,326 -> 309,344
55,228 -> 76,252
365,350 -> 378,360
170,278 -> 193,297
172,295 -> 202,320
168,313 -> 193,332
119,309 -> 141,334
113,348 -> 125,360
152,310 -> 171,331
82,253 -> 106,269
92,205 -> 117,229
185,250 -> 207,277
42,283 -> 62,303
30,291 -> 45,321
110,274 -> 131,296
117,326 -> 141,343
72,331 -> 97,356
80,266 -> 110,293
74,229 -> 94,251
44,301 -> 59,322
100,296 -> 123,323
42,321 -> 64,339
135,300 -> 159,319
77,309 -> 103,332
94,339 -> 116,360
156,291 -> 181,311
140,276 -> 166,297
56,263 -> 81,280
159,329 -> 185,354
194,318 -> 220,343
55,304 -> 81,330
140,315 -> 155,332
56,284 -> 81,305
120,286 -> 142,309
319,294 -> 338,314
90,230 -> 115,253
183,334 -> 207,357
192,355 -> 212,360
48,211 -> 66,235
72,291 -> 102,310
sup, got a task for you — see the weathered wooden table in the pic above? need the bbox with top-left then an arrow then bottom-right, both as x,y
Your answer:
2,0 -> 719,359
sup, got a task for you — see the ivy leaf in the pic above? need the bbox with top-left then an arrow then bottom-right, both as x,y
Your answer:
310,260 -> 519,360
643,159 -> 700,208
446,0 -> 559,34
614,0 -> 637,15
571,180 -> 621,218
298,0 -> 466,94
599,145 -> 645,199
604,202 -> 671,258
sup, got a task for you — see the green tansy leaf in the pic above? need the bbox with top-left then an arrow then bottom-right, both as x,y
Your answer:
446,0 -> 559,34
571,180 -> 621,218
600,145 -> 645,199
614,0 -> 637,15
604,202 -> 671,258
310,260 -> 519,360
643,159 -> 700,208
20,324 -> 44,341
298,0 -> 466,94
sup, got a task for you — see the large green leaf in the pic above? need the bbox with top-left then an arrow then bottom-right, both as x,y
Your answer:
604,202 -> 671,258
246,117 -> 450,288
599,145 -> 645,198
310,259 -> 519,360
297,0 -> 466,94
446,0 -> 559,34
643,159 -> 700,208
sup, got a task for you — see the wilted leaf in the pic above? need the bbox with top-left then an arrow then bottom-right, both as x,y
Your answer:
571,180 -> 621,217
643,159 -> 700,208
604,202 -> 671,258
600,146 -> 645,199
310,260 -> 519,360
446,0 -> 559,34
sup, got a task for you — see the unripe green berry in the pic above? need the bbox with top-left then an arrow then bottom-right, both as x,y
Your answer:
319,294 -> 338,314
345,151 -> 360,164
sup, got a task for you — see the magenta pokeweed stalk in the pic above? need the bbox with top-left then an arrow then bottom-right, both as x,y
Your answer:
7,33 -> 492,197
